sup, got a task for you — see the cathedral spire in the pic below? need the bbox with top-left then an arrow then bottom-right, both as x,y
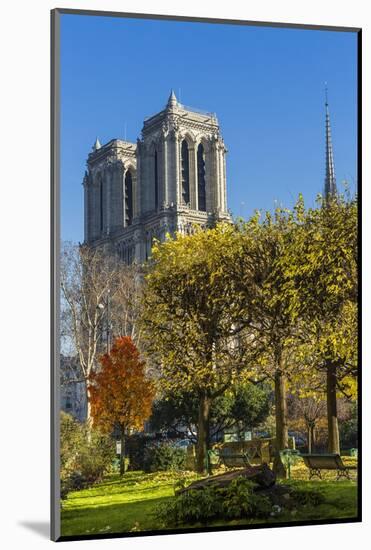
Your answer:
324,85 -> 337,199
166,89 -> 178,109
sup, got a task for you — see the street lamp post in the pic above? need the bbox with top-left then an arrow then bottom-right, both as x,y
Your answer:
106,289 -> 111,353
98,289 -> 112,354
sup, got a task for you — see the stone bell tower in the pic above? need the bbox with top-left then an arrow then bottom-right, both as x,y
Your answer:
83,91 -> 231,263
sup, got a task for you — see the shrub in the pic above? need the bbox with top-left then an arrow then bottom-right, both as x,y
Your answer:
61,472 -> 86,500
288,485 -> 326,507
126,434 -> 155,471
60,412 -> 115,498
222,478 -> 271,519
160,486 -> 221,525
143,442 -> 187,472
76,430 -> 115,483
60,412 -> 85,486
340,402 -> 358,450
155,477 -> 271,526
156,477 -> 327,527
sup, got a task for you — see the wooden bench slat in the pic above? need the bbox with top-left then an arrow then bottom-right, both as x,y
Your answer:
301,453 -> 357,480
218,450 -> 251,468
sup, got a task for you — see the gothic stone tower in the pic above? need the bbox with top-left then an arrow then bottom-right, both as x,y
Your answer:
83,91 -> 231,263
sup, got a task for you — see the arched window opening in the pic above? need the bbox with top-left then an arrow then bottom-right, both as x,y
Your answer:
197,144 -> 206,211
124,170 -> 133,226
154,150 -> 159,210
181,140 -> 190,205
99,178 -> 104,232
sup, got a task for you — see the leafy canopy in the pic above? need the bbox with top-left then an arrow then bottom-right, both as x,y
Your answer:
89,336 -> 155,433
141,223 -> 249,398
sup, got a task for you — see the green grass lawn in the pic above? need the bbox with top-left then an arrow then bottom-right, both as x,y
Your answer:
61,466 -> 358,537
213,480 -> 358,528
61,471 -> 196,536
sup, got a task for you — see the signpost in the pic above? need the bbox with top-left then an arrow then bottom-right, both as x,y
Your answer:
280,449 -> 301,479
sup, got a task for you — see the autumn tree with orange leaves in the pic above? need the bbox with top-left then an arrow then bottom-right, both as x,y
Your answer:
89,336 -> 154,475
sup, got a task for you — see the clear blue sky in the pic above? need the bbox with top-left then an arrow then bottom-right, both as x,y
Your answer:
60,13 -> 357,243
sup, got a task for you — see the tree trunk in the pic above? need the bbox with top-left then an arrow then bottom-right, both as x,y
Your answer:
273,369 -> 288,478
85,384 -> 93,442
312,424 -> 316,451
86,391 -> 92,424
311,424 -> 316,453
119,428 -> 126,476
196,394 -> 211,474
326,362 -> 340,454
307,424 -> 312,454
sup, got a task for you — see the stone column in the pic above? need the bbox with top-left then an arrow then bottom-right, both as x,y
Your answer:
194,144 -> 199,211
204,145 -> 210,213
166,134 -> 173,205
207,140 -> 217,213
91,176 -> 98,240
144,144 -> 151,213
109,162 -> 122,231
95,173 -> 103,239
100,171 -> 106,235
141,146 -> 147,213
189,145 -> 197,210
218,144 -> 224,212
151,149 -> 155,212
106,166 -> 111,235
122,167 -> 127,228
222,148 -> 227,213
132,169 -> 138,221
156,141 -> 162,210
134,140 -> 142,219
175,133 -> 180,205
215,142 -> 220,212
83,177 -> 88,242
163,135 -> 168,206
133,229 -> 142,263
120,164 -> 125,229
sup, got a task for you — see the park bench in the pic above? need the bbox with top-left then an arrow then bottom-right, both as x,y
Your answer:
217,449 -> 251,468
301,453 -> 357,480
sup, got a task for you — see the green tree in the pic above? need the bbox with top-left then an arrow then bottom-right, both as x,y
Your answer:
232,209 -> 301,476
141,224 -> 250,473
150,383 -> 271,442
279,195 -> 358,454
230,382 -> 272,439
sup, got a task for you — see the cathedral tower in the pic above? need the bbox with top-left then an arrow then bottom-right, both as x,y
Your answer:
83,91 -> 231,263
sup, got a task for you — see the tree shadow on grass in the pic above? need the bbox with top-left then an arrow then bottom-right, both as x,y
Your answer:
96,472 -> 159,488
61,481 -> 358,538
61,495 -> 172,537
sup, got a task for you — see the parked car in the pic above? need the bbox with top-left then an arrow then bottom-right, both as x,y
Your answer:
253,430 -> 271,439
288,431 -> 306,448
172,439 -> 192,451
